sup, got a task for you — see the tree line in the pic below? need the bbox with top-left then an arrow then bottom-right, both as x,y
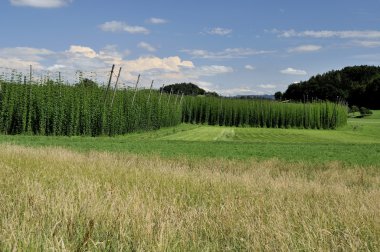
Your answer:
278,65 -> 380,109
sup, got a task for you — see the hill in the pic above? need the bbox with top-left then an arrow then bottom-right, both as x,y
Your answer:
282,65 -> 380,109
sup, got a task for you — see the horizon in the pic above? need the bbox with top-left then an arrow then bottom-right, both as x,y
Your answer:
1,0 -> 380,96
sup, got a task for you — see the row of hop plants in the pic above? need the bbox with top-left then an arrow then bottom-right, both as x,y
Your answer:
182,96 -> 347,129
0,80 -> 182,136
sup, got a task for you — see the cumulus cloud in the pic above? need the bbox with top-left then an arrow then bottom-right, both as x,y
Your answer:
66,45 -> 97,58
182,48 -> 274,59
10,0 -> 72,8
138,42 -> 156,52
274,29 -> 380,39
288,45 -> 322,53
0,45 -> 237,90
99,21 -> 149,34
147,17 -> 167,24
280,67 -> 307,75
207,27 -> 232,36
244,65 -> 255,70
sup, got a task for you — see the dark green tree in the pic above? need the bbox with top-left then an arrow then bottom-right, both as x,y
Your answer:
274,91 -> 283,101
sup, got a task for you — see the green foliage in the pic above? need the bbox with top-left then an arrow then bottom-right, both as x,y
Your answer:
161,82 -> 219,96
182,96 -> 347,129
351,105 -> 359,113
0,81 -> 182,136
274,91 -> 283,101
360,107 -> 372,116
282,65 -> 380,109
0,78 -> 348,137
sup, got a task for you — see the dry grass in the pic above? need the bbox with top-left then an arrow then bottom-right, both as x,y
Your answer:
0,144 -> 379,251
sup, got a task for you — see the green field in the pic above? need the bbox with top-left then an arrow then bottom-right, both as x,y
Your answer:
1,111 -> 379,166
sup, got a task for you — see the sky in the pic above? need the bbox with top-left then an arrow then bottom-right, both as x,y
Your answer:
1,0 -> 380,95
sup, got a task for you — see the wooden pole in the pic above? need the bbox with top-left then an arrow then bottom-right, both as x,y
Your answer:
179,93 -> 184,106
174,90 -> 180,105
110,67 -> 122,109
167,88 -> 173,105
159,84 -> 165,104
131,74 -> 140,107
103,64 -> 115,104
29,65 -> 32,84
147,80 -> 154,104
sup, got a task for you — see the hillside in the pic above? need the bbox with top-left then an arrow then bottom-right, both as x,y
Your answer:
282,65 -> 380,109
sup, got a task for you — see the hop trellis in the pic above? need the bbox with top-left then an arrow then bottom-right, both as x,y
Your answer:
0,67 -> 182,136
0,66 -> 348,137
182,96 -> 347,129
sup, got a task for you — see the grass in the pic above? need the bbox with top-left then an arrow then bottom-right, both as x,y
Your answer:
1,145 -> 379,251
0,111 -> 379,166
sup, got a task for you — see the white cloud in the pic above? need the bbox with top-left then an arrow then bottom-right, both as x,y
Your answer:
10,0 -> 72,8
147,18 -> 167,24
0,47 -> 53,70
207,27 -> 232,36
0,45 -> 237,90
220,87 -> 264,96
99,21 -> 149,34
353,40 -> 380,48
0,47 -> 53,61
275,29 -> 380,39
47,64 -> 66,71
288,45 -> 322,53
244,65 -> 255,70
259,84 -> 276,89
138,42 -> 156,52
182,48 -> 274,59
280,67 -> 307,75
190,65 -> 233,76
66,45 -> 97,58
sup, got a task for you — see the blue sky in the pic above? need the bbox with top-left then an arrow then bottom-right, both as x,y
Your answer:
1,0 -> 380,95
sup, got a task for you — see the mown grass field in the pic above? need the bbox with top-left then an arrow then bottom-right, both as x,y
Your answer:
0,111 -> 379,166
0,111 -> 379,250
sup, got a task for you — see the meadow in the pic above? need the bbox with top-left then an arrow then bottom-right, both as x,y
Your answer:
0,112 -> 379,250
0,111 -> 379,166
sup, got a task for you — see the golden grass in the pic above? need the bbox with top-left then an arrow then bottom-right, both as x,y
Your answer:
0,144 -> 379,251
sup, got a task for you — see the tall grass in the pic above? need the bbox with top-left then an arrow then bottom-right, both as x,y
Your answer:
182,96 -> 348,129
0,145 -> 379,251
0,80 -> 182,136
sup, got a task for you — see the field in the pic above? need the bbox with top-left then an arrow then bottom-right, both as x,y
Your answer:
0,111 -> 379,250
0,111 -> 379,166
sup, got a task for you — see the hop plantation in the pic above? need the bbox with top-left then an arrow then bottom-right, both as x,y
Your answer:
0,80 -> 182,136
0,78 -> 347,137
183,96 -> 347,129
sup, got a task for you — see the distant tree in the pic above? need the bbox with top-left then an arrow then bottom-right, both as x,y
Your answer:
76,78 -> 98,88
360,107 -> 372,116
274,91 -> 283,101
161,83 -> 207,96
205,91 -> 219,97
350,105 -> 359,115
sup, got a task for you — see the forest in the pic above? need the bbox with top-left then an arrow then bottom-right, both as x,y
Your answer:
281,65 -> 380,109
